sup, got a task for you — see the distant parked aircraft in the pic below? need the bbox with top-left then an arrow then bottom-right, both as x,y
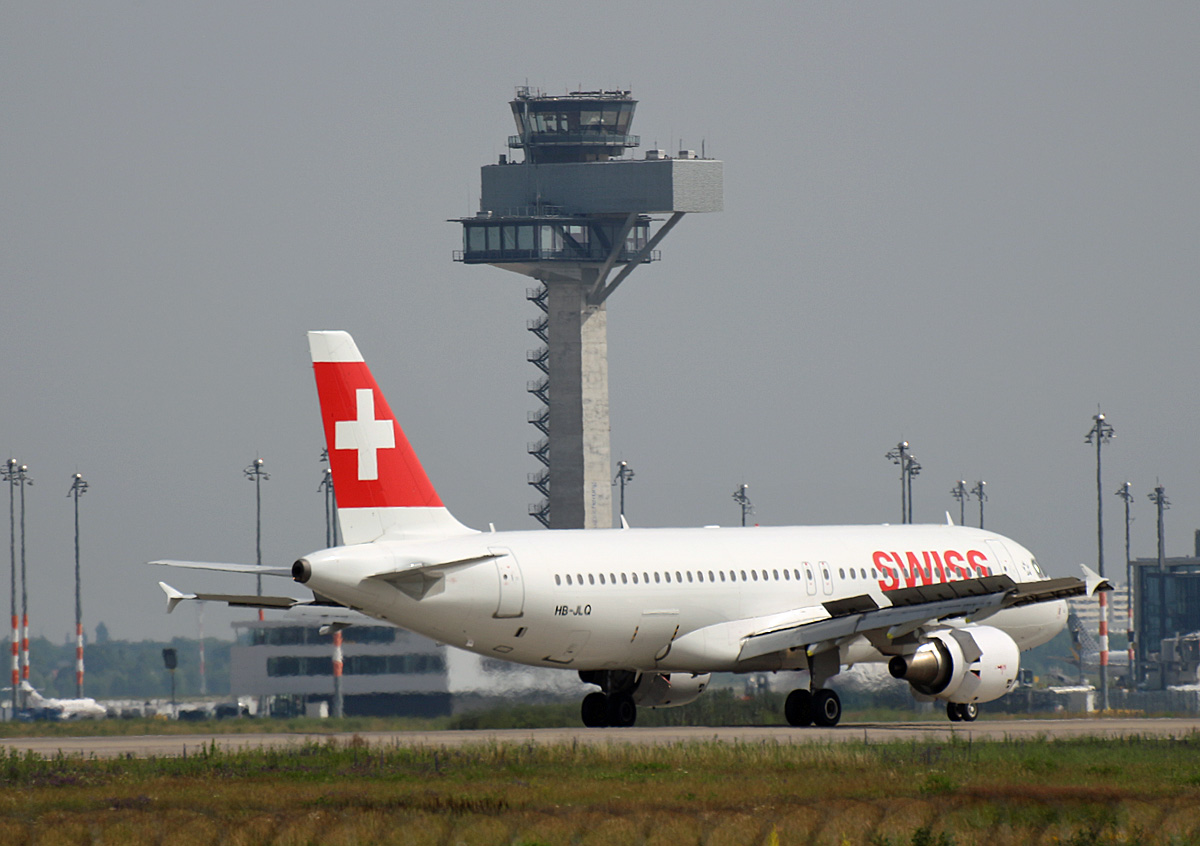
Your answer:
17,681 -> 107,719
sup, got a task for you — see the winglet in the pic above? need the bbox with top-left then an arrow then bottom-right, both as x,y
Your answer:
1080,564 -> 1112,596
945,511 -> 954,526
159,582 -> 196,614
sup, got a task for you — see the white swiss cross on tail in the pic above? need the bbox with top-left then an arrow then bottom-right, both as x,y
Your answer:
335,389 -> 395,481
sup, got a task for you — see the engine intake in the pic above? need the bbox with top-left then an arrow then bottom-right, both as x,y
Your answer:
890,626 -> 1020,704
292,558 -> 312,584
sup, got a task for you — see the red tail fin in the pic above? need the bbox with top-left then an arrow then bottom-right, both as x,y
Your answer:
308,331 -> 472,543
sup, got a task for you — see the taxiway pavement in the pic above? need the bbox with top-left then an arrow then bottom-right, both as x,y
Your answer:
4,718 -> 1200,758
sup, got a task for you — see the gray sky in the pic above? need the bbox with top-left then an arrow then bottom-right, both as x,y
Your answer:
2,4 -> 1198,643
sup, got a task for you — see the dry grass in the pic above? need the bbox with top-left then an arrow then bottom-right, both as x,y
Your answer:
2,737 -> 1200,845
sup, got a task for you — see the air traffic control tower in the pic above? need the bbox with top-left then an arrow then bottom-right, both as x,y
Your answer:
454,88 -> 721,529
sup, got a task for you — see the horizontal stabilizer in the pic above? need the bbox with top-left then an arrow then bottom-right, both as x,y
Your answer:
159,581 -> 302,613
151,560 -> 294,577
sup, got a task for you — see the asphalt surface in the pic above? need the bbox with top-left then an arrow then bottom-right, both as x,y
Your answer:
5,718 -> 1200,758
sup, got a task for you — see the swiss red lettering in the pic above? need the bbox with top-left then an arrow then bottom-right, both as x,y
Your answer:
967,549 -> 990,577
943,550 -> 966,580
906,551 -> 933,587
925,551 -> 946,583
870,548 -> 988,591
874,550 -> 899,591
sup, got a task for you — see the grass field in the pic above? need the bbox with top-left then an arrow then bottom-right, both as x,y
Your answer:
4,734 -> 1200,845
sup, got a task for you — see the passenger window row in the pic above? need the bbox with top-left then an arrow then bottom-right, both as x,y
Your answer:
552,567 -> 881,587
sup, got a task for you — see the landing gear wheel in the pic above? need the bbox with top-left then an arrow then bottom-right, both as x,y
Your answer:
784,689 -> 813,727
812,688 -> 842,727
607,693 -> 637,728
581,692 -> 609,727
947,702 -> 979,722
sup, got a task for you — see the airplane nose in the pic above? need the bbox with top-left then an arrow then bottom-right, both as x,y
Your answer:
292,558 -> 312,583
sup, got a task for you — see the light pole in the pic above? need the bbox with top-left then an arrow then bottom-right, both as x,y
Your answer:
244,458 -> 269,620
1085,411 -> 1114,710
319,449 -> 338,548
1115,481 -> 1134,685
1147,483 -> 1169,668
16,465 -> 31,690
732,484 -> 754,528
971,480 -> 987,529
613,461 -> 634,527
68,474 -> 88,697
885,442 -> 909,524
4,459 -> 18,712
950,480 -> 969,526
905,456 -> 921,524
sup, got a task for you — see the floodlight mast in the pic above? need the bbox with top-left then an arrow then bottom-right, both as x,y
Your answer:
4,459 -> 18,713
905,456 -> 921,524
950,480 -> 969,526
455,88 -> 721,530
244,458 -> 269,621
1115,481 -> 1134,685
1147,483 -> 1170,668
613,460 -> 634,527
885,442 -> 909,524
732,484 -> 754,528
318,449 -> 338,548
15,465 -> 31,691
970,480 -> 987,529
68,473 -> 89,697
1085,410 -> 1115,710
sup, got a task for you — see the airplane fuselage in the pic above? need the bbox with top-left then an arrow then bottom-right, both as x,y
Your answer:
298,522 -> 1067,677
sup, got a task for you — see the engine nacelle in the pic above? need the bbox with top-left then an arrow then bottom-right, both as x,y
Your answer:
888,626 -> 1020,704
632,673 -> 712,709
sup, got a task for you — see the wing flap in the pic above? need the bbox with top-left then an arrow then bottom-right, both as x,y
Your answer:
737,572 -> 1091,664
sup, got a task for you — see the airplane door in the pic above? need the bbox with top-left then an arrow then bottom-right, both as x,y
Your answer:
983,540 -> 1020,579
803,563 -> 817,597
490,548 -> 524,618
819,561 -> 834,596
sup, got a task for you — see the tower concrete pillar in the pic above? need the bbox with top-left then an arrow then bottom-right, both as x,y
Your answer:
547,273 -> 612,529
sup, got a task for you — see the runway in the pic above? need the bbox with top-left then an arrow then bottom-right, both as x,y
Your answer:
5,718 -> 1200,758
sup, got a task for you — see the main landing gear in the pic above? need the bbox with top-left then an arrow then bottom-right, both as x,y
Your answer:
579,670 -> 638,728
784,687 -> 842,727
581,691 -> 637,727
946,702 -> 978,722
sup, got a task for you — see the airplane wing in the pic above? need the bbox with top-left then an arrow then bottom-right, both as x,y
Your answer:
151,560 -> 294,577
738,569 -> 1107,664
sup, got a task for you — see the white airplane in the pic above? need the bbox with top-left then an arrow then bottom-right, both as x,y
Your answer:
156,330 -> 1107,727
16,681 -> 107,720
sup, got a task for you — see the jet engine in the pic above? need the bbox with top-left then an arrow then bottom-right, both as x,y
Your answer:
888,626 -> 1019,704
632,672 -> 712,709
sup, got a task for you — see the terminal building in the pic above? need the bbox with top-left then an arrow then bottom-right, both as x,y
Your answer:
1130,532 -> 1200,690
230,619 -> 582,716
